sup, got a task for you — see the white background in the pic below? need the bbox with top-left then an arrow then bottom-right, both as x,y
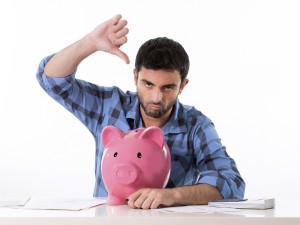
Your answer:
0,0 -> 299,200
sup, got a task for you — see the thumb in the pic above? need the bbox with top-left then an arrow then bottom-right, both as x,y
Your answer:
111,48 -> 130,64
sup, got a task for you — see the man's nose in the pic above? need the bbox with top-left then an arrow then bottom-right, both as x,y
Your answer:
151,89 -> 163,103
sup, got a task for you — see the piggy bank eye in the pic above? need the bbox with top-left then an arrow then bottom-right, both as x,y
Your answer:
114,152 -> 118,157
137,152 -> 142,158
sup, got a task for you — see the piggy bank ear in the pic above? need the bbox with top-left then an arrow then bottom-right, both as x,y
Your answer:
139,126 -> 164,148
101,126 -> 124,147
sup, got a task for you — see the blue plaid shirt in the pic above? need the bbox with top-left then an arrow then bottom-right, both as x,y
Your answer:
36,55 -> 245,199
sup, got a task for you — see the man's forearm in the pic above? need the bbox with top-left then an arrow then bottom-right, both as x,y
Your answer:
171,184 -> 223,205
44,36 -> 97,78
127,183 -> 223,209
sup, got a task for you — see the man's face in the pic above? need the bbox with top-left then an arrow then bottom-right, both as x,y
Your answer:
134,67 -> 188,119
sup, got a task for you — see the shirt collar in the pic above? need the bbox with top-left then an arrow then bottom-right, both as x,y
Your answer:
161,99 -> 188,134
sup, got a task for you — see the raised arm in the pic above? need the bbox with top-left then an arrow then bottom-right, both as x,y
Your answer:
44,14 -> 129,78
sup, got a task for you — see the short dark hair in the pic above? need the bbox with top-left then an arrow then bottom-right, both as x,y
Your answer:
135,37 -> 190,82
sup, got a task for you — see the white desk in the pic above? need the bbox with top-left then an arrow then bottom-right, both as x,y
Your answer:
0,197 -> 299,225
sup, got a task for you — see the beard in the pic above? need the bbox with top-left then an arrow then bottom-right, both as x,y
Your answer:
138,95 -> 177,119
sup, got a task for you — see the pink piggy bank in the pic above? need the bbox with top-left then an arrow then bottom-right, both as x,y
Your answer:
101,126 -> 171,205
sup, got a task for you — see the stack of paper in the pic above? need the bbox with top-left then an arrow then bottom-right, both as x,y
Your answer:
22,197 -> 107,211
0,197 -> 106,211
208,198 -> 275,209
0,197 -> 30,207
155,205 -> 238,213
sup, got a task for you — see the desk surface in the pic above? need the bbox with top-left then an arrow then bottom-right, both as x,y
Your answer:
0,197 -> 299,225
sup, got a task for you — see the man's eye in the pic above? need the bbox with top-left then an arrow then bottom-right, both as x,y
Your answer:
164,86 -> 173,91
145,83 -> 152,88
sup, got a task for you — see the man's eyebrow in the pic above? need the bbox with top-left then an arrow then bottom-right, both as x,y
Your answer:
163,83 -> 177,88
140,79 -> 177,88
141,79 -> 154,85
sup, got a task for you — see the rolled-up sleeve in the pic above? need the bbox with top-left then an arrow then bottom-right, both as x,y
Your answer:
194,120 -> 245,199
36,54 -> 76,96
36,54 -> 103,134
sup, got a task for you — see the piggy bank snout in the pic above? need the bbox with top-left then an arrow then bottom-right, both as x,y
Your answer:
113,164 -> 139,184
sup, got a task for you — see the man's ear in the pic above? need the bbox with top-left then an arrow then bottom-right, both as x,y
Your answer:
133,68 -> 138,86
179,79 -> 189,94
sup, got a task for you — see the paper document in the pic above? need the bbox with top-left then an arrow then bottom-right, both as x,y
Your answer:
155,205 -> 238,213
208,198 -> 275,209
0,197 -> 30,207
22,197 -> 106,211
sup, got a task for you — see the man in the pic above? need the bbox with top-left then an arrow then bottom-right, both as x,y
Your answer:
36,14 -> 245,209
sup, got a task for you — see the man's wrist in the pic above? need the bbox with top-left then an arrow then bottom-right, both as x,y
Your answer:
77,35 -> 98,58
169,187 -> 182,205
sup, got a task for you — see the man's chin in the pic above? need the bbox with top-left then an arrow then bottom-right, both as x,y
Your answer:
145,111 -> 162,118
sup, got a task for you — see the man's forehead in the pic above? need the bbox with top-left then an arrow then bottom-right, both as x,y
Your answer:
138,68 -> 181,84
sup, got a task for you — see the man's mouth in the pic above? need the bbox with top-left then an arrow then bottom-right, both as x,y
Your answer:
149,104 -> 161,111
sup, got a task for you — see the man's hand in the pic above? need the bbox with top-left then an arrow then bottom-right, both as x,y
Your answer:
87,14 -> 130,64
127,188 -> 177,209
45,14 -> 129,77
127,184 -> 223,209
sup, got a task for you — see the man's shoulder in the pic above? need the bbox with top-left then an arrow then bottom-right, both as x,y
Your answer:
82,84 -> 137,107
97,85 -> 136,98
109,86 -> 138,107
179,103 -> 212,127
180,103 -> 205,118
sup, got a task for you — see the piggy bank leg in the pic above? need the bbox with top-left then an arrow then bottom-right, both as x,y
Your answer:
106,195 -> 126,206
